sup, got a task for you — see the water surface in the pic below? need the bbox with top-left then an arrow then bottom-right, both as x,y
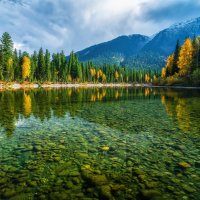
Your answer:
0,87 -> 200,200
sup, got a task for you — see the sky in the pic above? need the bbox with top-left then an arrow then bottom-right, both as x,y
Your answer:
0,0 -> 200,54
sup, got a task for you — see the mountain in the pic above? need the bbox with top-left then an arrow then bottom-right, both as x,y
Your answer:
74,17 -> 200,69
142,17 -> 200,56
76,34 -> 150,65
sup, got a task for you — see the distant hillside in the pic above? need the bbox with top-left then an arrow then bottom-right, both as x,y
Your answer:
73,17 -> 200,69
76,34 -> 150,65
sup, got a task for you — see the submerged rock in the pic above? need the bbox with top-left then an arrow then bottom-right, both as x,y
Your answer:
91,175 -> 108,186
101,146 -> 110,151
82,171 -> 108,186
181,184 -> 196,193
3,188 -> 17,198
178,162 -> 191,169
100,185 -> 114,200
140,189 -> 162,200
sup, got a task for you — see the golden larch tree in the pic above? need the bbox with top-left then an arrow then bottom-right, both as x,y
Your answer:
145,74 -> 150,82
97,69 -> 103,79
161,67 -> 166,78
102,73 -> 106,82
166,54 -> 174,75
22,56 -> 31,80
115,71 -> 119,81
177,38 -> 193,76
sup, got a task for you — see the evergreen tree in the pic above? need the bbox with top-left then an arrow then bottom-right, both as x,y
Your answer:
45,49 -> 51,81
30,51 -> 38,81
37,48 -> 45,81
13,49 -> 19,80
60,51 -> 68,81
0,32 -> 14,80
0,45 -> 3,80
192,37 -> 200,72
172,40 -> 180,75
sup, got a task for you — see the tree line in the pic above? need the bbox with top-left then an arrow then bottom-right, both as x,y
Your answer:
160,37 -> 200,86
0,32 -> 158,83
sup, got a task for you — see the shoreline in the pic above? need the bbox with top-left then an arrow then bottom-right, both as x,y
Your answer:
0,83 -> 200,90
0,83 -> 136,90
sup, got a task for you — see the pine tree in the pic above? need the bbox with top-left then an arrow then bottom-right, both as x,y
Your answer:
45,49 -> 51,81
0,45 -> 3,80
13,49 -> 19,80
192,37 -> 200,72
198,37 -> 200,69
172,40 -> 180,75
37,48 -> 45,81
0,32 -> 14,80
30,51 -> 38,81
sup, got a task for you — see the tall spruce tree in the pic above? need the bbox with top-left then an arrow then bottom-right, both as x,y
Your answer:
0,32 -> 14,80
192,37 -> 200,72
30,51 -> 38,81
13,49 -> 19,80
45,49 -> 51,81
171,40 -> 180,75
37,48 -> 45,81
0,44 -> 3,80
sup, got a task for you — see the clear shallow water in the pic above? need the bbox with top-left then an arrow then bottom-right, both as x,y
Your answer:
0,87 -> 200,200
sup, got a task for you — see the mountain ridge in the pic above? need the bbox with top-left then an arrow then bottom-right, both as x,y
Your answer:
72,17 -> 200,69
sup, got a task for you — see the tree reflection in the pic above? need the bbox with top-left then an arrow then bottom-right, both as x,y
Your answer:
0,87 -> 199,135
158,88 -> 200,132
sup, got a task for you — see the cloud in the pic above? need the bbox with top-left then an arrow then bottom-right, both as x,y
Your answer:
143,0 -> 200,23
0,0 -> 200,54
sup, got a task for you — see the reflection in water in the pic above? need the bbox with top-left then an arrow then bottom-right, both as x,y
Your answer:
0,87 -> 199,135
159,88 -> 200,132
23,93 -> 32,117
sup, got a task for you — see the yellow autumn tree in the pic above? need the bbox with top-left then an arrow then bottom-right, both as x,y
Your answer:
22,56 -> 31,80
90,68 -> 96,82
97,69 -> 103,80
90,68 -> 96,77
177,38 -> 193,76
161,67 -> 166,78
145,74 -> 150,82
102,73 -> 106,82
166,54 -> 174,76
115,71 -> 119,82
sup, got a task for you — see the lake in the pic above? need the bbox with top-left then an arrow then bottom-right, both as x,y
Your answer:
0,87 -> 200,200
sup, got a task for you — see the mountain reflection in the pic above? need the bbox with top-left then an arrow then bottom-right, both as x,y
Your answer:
0,87 -> 199,135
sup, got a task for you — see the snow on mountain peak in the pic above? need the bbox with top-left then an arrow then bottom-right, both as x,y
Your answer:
169,17 -> 200,30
